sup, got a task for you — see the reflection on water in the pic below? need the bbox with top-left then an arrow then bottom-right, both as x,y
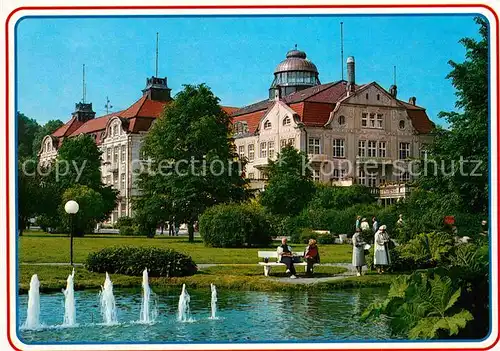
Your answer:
18,287 -> 393,343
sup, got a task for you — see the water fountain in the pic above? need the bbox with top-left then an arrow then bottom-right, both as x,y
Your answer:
62,268 -> 76,326
177,284 -> 192,322
99,272 -> 118,325
209,283 -> 218,319
23,274 -> 41,329
140,268 -> 157,323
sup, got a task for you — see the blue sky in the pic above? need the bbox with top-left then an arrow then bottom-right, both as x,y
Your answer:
16,14 -> 482,126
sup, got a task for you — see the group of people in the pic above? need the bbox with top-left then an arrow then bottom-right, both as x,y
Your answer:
276,237 -> 320,279
275,221 -> 391,279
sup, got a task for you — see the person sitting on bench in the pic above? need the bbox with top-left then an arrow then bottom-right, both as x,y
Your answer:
304,239 -> 320,276
277,237 -> 297,279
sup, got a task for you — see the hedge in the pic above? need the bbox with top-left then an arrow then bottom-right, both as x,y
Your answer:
85,246 -> 198,277
199,203 -> 272,248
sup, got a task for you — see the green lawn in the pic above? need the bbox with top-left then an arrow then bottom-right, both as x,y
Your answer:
19,231 -> 353,264
19,264 -> 397,294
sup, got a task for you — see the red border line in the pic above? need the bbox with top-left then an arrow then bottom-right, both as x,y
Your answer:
5,4 -> 499,351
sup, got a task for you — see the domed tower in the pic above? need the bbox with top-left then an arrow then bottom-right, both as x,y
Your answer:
269,47 -> 321,99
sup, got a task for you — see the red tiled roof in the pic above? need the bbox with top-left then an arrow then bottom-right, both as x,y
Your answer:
128,117 -> 156,133
52,117 -> 84,137
231,99 -> 272,117
283,81 -> 350,104
221,106 -> 239,115
290,101 -> 334,126
231,109 -> 269,134
69,111 -> 122,137
119,95 -> 168,118
406,109 -> 435,134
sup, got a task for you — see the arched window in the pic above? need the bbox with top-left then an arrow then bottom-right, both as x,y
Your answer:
399,120 -> 406,130
283,116 -> 291,126
264,120 -> 272,130
338,115 -> 346,126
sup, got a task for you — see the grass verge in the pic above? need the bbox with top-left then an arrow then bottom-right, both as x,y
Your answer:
19,264 -> 397,294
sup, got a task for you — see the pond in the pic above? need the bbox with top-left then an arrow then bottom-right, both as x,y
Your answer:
18,286 -> 394,344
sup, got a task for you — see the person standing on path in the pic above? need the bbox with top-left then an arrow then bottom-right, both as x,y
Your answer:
374,225 -> 391,274
352,228 -> 367,276
372,217 -> 379,233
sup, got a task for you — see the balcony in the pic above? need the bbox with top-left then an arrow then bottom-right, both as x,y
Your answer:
379,183 -> 412,199
308,153 -> 329,163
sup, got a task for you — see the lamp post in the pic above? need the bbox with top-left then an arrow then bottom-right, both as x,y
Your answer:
64,200 -> 79,266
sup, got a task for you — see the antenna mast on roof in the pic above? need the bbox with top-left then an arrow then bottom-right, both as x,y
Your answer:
393,65 -> 397,85
82,64 -> 86,103
340,22 -> 344,81
105,96 -> 113,114
155,32 -> 159,77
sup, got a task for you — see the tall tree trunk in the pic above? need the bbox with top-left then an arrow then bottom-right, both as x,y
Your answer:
188,221 -> 194,242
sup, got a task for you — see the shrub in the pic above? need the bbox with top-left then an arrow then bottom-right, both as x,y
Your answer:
199,203 -> 272,248
268,215 -> 300,241
298,228 -> 319,244
317,232 -> 336,244
85,246 -> 197,277
115,216 -> 134,229
309,184 -> 376,210
119,226 -> 135,236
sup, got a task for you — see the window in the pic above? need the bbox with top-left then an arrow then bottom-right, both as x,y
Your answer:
113,174 -> 118,186
120,201 -> 126,216
333,168 -> 346,180
308,137 -> 321,154
368,173 -> 377,188
358,169 -> 366,185
113,125 -> 118,136
361,113 -> 368,127
238,145 -> 245,158
399,120 -> 406,130
338,115 -> 346,126
376,114 -> 383,128
283,116 -> 291,126
280,139 -> 288,150
313,169 -> 320,182
368,141 -> 377,157
377,94 -> 380,101
332,139 -> 345,157
378,141 -> 386,158
264,120 -> 272,130
106,175 -> 111,185
114,146 -> 119,163
420,144 -> 429,159
400,172 -> 410,182
288,138 -> 295,147
248,173 -> 255,179
234,121 -> 248,134
106,148 -> 111,161
248,144 -> 255,161
399,142 -> 410,159
365,93 -> 369,99
369,113 -> 376,128
121,145 -> 126,163
268,141 -> 275,159
121,173 -> 125,190
260,142 -> 267,158
358,140 -> 366,157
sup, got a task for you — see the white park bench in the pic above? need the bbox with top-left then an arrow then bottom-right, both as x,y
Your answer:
257,251 -> 319,276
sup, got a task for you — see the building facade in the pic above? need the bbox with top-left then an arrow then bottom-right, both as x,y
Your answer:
231,49 -> 435,203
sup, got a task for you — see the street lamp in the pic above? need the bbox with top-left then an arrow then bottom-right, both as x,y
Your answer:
64,200 -> 79,266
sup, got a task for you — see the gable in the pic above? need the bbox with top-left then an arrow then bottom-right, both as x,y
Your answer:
342,83 -> 401,108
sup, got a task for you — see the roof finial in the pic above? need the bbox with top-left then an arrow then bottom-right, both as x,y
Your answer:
340,22 -> 344,81
82,64 -> 86,104
104,96 -> 113,114
294,43 -> 297,49
393,65 -> 397,85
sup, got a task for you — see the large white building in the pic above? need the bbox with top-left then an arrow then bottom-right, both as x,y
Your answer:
231,49 -> 435,204
38,47 -> 435,222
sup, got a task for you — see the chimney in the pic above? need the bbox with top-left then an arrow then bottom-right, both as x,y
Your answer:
409,96 -> 416,106
346,56 -> 355,95
389,85 -> 398,98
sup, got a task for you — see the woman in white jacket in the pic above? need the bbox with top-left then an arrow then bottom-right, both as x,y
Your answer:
373,225 -> 391,274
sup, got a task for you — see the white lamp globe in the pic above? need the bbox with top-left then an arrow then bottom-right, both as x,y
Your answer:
64,200 -> 79,214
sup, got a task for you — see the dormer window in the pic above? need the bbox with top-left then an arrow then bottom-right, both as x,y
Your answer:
283,116 -> 291,126
264,120 -> 272,130
233,121 -> 248,135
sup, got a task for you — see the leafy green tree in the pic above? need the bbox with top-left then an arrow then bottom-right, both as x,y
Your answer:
260,145 -> 315,216
32,119 -> 64,157
137,84 -> 248,242
61,185 -> 106,236
308,184 -> 376,210
418,17 -> 488,214
18,112 -> 40,160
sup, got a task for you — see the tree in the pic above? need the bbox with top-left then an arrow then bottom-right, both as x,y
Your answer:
32,119 -> 64,157
56,134 -> 118,234
260,145 -> 316,216
18,112 -> 40,160
61,185 -> 106,236
418,17 -> 488,214
136,84 -> 249,242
